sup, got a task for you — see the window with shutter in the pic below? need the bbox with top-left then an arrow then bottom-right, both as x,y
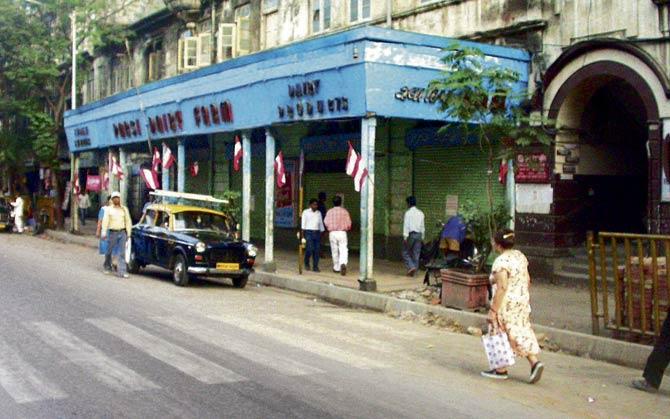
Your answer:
182,37 -> 199,70
312,0 -> 331,34
197,32 -> 212,67
235,4 -> 251,56
217,23 -> 236,62
350,0 -> 371,23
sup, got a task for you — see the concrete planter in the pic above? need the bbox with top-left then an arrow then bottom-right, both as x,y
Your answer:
441,268 -> 489,311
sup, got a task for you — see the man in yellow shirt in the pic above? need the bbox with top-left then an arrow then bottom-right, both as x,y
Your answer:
101,191 -> 132,278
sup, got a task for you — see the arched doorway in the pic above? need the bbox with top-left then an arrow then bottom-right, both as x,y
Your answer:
547,58 -> 661,242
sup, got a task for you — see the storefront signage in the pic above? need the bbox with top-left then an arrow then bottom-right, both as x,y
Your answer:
394,86 -> 446,104
113,119 -> 142,139
149,111 -> 184,134
515,152 -> 551,183
86,175 -> 101,192
73,126 -> 92,148
278,78 -> 349,119
193,101 -> 233,127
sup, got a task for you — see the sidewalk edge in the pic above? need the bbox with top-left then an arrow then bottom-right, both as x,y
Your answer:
251,271 -> 654,371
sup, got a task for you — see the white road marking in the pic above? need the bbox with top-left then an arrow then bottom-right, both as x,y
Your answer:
29,321 -> 158,392
0,336 -> 67,404
319,312 -> 431,338
208,315 -> 388,370
268,315 -> 402,354
87,317 -> 246,384
152,316 -> 324,377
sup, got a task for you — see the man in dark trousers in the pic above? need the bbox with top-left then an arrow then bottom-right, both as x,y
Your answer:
633,307 -> 670,393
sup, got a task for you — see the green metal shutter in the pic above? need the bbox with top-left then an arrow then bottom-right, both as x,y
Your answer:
413,145 -> 506,240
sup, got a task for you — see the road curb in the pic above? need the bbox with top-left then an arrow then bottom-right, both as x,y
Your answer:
41,229 -> 656,371
251,271 -> 656,371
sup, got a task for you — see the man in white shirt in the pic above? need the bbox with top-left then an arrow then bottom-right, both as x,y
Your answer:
301,198 -> 325,272
78,192 -> 91,226
402,196 -> 425,277
10,194 -> 24,233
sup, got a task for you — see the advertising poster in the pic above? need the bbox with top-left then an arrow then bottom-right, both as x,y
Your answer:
275,160 -> 297,228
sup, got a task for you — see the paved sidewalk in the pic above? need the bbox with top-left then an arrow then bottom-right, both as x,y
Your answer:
46,219 -> 595,334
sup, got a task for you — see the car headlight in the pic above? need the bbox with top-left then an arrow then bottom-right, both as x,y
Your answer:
246,245 -> 258,258
195,242 -> 207,253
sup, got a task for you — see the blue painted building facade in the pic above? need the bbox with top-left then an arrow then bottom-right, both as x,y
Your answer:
64,27 -> 529,286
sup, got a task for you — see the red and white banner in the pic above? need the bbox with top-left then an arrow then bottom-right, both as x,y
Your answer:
102,171 -> 109,190
498,159 -> 508,186
111,156 -> 124,180
140,167 -> 160,190
274,151 -> 286,188
345,142 -> 368,192
162,143 -> 176,170
152,147 -> 162,173
73,176 -> 81,195
189,161 -> 199,177
233,135 -> 243,172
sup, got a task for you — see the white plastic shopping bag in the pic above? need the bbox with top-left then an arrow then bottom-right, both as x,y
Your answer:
482,330 -> 516,370
124,236 -> 131,265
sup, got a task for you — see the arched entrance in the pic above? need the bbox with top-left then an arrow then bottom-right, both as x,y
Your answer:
544,50 -> 663,243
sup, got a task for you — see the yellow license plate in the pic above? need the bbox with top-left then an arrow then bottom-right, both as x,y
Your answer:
216,263 -> 240,271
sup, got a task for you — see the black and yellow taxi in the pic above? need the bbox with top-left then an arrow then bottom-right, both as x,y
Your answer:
128,192 -> 257,288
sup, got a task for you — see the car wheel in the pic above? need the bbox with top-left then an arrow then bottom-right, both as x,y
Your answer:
127,250 -> 141,274
172,254 -> 190,287
232,275 -> 248,289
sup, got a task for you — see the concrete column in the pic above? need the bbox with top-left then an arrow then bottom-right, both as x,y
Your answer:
263,128 -> 276,272
70,153 -> 79,233
242,132 -> 251,241
162,144 -> 170,191
119,147 -> 129,206
359,117 -> 377,291
177,139 -> 185,193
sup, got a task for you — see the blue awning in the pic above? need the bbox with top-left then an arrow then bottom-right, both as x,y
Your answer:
65,26 -> 529,153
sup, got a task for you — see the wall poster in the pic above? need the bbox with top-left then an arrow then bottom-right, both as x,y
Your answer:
275,160 -> 297,228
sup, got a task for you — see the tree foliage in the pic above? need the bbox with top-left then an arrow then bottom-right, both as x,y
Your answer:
428,43 -> 552,271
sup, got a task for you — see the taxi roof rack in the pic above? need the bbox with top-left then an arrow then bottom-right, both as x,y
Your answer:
149,190 -> 229,207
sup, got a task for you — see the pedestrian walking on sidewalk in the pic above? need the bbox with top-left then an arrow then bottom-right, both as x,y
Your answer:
632,306 -> 670,393
302,198 -> 325,272
97,195 -> 112,268
481,228 -> 544,384
78,192 -> 90,226
10,194 -> 24,233
101,192 -> 132,278
402,196 -> 424,277
324,195 -> 352,276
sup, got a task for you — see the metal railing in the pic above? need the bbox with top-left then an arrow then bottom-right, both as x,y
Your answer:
587,231 -> 669,342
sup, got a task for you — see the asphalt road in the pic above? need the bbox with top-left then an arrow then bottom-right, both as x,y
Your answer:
0,233 -> 666,418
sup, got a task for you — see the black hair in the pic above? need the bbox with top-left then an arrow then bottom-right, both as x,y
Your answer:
318,192 -> 326,200
406,196 -> 416,207
333,196 -> 342,207
309,198 -> 318,205
494,228 -> 515,250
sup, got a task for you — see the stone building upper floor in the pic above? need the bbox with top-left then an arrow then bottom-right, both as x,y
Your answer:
81,0 -> 670,106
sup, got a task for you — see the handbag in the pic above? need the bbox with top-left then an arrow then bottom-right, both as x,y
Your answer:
99,238 -> 109,255
482,329 -> 516,370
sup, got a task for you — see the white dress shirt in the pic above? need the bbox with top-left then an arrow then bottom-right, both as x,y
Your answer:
302,208 -> 325,232
403,206 -> 425,239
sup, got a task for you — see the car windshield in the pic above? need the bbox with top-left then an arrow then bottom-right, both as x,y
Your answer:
173,211 -> 231,233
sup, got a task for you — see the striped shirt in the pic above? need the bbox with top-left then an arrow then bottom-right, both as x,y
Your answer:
324,207 -> 352,232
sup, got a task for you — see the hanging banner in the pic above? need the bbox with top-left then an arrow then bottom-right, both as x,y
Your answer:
86,175 -> 102,192
275,160 -> 296,228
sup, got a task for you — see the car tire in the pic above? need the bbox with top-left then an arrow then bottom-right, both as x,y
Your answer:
127,250 -> 141,274
232,275 -> 248,289
172,254 -> 190,287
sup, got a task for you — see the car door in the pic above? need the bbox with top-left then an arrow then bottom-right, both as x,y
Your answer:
133,209 -> 156,262
151,210 -> 172,268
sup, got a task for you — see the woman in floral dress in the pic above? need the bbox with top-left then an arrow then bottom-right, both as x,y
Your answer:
481,228 -> 544,384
